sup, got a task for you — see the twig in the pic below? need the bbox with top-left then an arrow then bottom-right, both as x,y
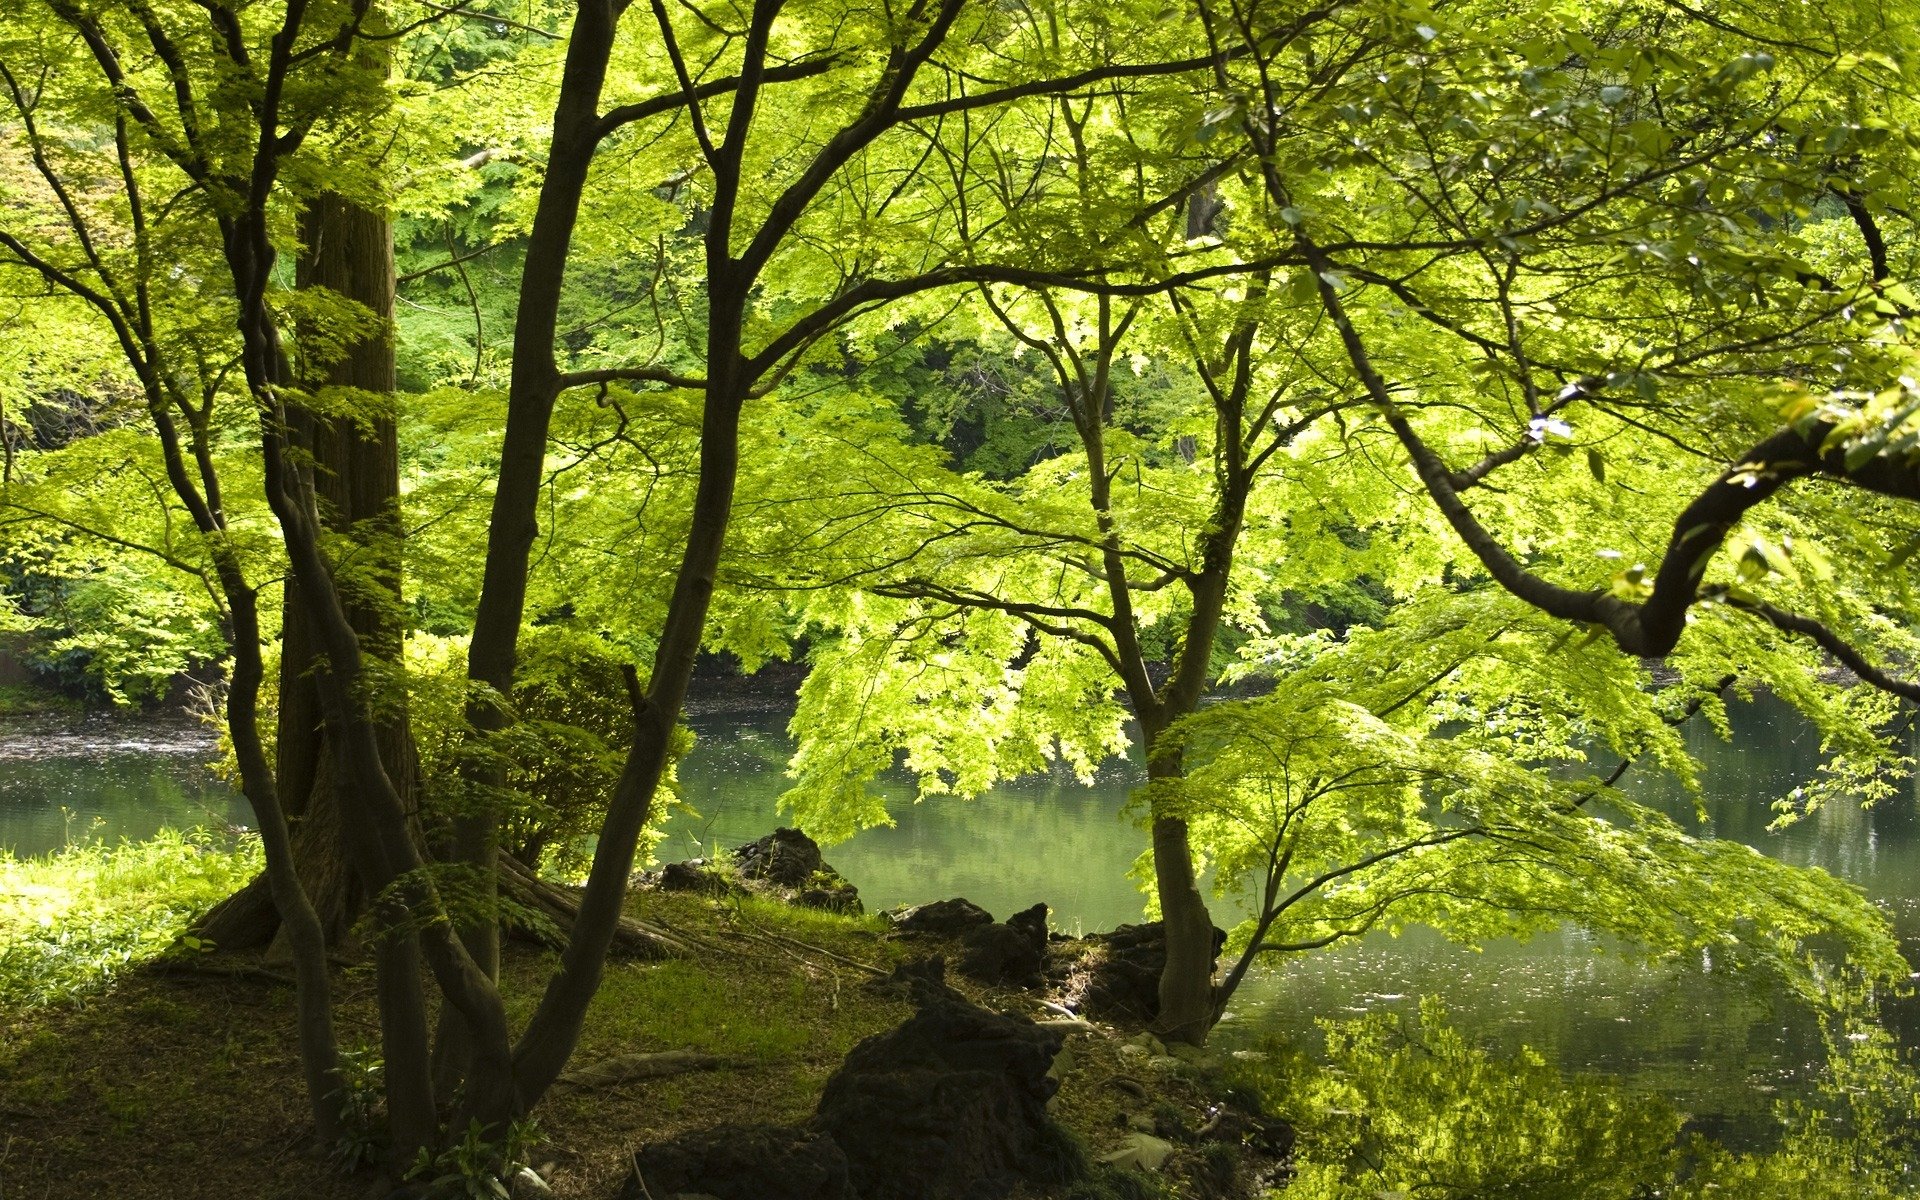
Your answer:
630,1152 -> 656,1200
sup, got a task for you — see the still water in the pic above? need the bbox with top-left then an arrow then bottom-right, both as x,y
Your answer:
3,699 -> 1914,1136
0,717 -> 251,856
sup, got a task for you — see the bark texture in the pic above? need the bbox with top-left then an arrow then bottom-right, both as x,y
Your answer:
199,188 -> 413,954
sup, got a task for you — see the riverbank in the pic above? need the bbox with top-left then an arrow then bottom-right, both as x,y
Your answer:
3,828 -> 1917,1199
6,699 -> 1920,1199
0,856 -> 1284,1200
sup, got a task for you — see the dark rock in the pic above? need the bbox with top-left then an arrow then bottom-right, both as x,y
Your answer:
814,987 -> 1078,1200
616,1124 -> 852,1200
656,859 -> 735,896
887,897 -> 995,937
733,827 -> 825,889
617,985 -> 1086,1200
726,828 -> 865,914
1056,921 -> 1227,1024
958,903 -> 1049,988
1005,902 -> 1048,944
796,878 -> 863,915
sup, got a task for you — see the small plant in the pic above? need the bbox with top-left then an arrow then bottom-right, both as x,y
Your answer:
408,1117 -> 543,1199
330,1044 -> 387,1172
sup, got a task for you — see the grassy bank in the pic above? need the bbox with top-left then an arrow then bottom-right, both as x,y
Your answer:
0,830 -> 259,1010
0,848 -> 1257,1200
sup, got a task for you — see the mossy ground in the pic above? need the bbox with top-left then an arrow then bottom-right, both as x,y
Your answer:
0,878 -> 1264,1200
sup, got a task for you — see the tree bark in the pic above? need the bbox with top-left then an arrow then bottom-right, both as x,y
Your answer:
197,189 -> 414,954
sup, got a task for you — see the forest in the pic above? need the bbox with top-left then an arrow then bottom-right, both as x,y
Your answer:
1,0 -> 1919,1196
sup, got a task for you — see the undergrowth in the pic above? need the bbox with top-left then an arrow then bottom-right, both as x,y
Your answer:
0,683 -> 81,716
0,828 -> 260,1011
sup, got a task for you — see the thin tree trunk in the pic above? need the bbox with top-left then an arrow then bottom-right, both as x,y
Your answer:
507,324 -> 749,1108
434,0 -> 623,1099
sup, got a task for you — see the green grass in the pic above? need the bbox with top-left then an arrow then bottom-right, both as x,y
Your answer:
582,958 -> 816,1061
0,829 -> 261,1011
573,901 -> 899,1064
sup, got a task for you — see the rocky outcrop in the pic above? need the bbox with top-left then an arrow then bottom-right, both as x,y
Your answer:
956,902 -> 1049,988
733,827 -> 826,888
814,980 -> 1076,1200
617,967 -> 1079,1200
640,828 -> 861,914
735,828 -> 862,913
655,859 -> 739,897
885,897 -> 994,937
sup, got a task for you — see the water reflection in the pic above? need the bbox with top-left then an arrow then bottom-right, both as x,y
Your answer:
667,720 -> 1151,934
0,718 -> 251,856
666,698 -> 1920,1142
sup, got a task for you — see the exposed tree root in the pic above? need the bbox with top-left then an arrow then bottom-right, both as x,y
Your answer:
548,1050 -> 728,1097
194,853 -> 690,963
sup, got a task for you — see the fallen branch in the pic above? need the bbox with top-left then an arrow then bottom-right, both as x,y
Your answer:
1035,1018 -> 1098,1035
147,956 -> 297,987
727,912 -> 887,977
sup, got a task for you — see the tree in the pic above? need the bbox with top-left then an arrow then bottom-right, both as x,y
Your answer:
1233,0 -> 1920,709
3,0 -> 1915,1171
758,0 -> 1920,1042
0,0 -> 1236,1159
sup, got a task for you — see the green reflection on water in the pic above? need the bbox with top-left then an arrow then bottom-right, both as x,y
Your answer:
667,699 -> 1920,1141
0,746 -> 252,857
666,714 -> 1152,934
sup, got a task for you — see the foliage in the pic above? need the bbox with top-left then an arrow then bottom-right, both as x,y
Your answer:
331,1042 -> 388,1173
1233,994 -> 1920,1200
1161,588 -> 1909,993
407,1116 -> 543,1200
0,426 -> 236,704
405,627 -> 684,877
2,0 -> 1920,1165
0,829 -> 260,1011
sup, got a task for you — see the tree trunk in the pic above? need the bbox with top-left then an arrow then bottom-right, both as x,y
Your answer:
1143,720 -> 1217,1046
1150,807 -> 1217,1046
199,189 -> 411,954
1144,529 -> 1243,1046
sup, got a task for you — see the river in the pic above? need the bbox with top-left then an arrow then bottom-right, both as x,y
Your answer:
4,697 -> 1915,1143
